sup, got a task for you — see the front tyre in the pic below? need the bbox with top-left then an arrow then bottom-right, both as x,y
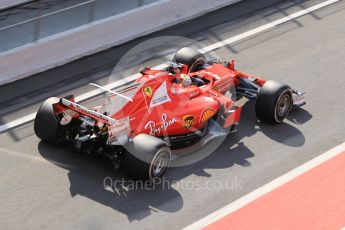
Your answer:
255,80 -> 293,124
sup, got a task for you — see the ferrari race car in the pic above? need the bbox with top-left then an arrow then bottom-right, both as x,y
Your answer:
34,47 -> 305,182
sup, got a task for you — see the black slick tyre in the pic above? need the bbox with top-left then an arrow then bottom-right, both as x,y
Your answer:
255,80 -> 293,124
123,134 -> 171,183
173,47 -> 206,72
34,97 -> 63,144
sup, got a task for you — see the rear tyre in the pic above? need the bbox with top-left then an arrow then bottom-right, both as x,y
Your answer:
255,80 -> 292,124
173,47 -> 206,72
123,134 -> 171,183
34,97 -> 63,144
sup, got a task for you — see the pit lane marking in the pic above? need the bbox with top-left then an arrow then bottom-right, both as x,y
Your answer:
183,141 -> 345,230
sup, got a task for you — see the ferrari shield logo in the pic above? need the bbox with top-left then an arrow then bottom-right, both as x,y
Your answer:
143,86 -> 153,97
183,115 -> 195,129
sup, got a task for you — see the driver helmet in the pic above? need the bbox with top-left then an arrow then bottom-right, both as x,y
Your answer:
181,74 -> 192,87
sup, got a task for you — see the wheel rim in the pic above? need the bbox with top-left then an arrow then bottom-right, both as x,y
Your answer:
275,92 -> 292,121
278,94 -> 290,116
150,149 -> 171,180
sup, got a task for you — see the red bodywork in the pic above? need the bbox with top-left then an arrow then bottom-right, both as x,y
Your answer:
95,62 -> 267,138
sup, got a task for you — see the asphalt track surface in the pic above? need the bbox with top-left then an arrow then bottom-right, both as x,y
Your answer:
1,0 -> 345,229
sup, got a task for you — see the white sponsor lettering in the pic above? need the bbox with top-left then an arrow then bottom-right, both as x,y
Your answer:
61,98 -> 116,125
107,116 -> 130,144
144,114 -> 177,136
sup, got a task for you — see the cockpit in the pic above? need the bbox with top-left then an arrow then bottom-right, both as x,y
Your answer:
171,74 -> 210,87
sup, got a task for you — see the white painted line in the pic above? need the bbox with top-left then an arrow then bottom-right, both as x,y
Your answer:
183,142 -> 345,230
0,75 -> 139,133
199,0 -> 341,54
0,113 -> 36,133
0,0 -> 340,134
0,147 -> 49,164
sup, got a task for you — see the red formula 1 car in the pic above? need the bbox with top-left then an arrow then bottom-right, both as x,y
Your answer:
34,47 -> 305,182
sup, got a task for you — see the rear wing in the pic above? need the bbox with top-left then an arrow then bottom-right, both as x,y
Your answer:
53,82 -> 138,126
61,98 -> 116,125
53,95 -> 116,126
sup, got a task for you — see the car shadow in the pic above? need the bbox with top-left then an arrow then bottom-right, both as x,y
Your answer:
38,142 -> 183,222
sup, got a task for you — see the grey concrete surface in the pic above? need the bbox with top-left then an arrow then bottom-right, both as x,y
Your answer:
0,0 -> 241,85
1,0 -> 345,229
0,0 -> 32,10
0,0 -> 158,52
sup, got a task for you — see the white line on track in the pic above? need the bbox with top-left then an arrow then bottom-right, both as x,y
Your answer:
0,147 -> 49,164
183,142 -> 345,230
0,0 -> 340,134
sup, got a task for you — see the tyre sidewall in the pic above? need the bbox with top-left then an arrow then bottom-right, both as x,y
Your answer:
123,134 -> 171,182
255,81 -> 292,123
274,88 -> 292,122
34,97 -> 62,144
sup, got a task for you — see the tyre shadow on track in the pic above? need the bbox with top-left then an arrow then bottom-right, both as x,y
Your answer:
287,108 -> 313,125
37,100 -> 309,222
244,100 -> 307,148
